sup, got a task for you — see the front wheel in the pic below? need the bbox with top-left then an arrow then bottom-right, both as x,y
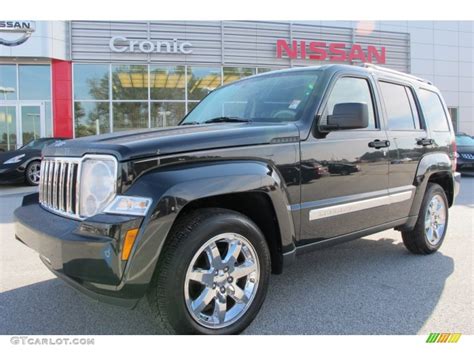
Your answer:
402,183 -> 449,254
147,208 -> 271,334
25,161 -> 41,186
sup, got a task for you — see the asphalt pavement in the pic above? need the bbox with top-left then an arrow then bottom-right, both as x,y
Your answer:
0,178 -> 472,335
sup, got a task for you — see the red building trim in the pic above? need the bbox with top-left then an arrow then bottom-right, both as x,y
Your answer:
52,59 -> 73,138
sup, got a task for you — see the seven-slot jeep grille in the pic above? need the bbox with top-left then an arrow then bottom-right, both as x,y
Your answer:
39,158 -> 81,218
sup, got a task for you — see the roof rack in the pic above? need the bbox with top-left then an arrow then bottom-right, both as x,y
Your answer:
361,63 -> 432,85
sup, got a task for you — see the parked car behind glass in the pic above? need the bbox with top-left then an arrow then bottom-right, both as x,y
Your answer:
0,138 -> 67,185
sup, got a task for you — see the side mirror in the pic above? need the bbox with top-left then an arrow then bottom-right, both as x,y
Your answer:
325,102 -> 369,130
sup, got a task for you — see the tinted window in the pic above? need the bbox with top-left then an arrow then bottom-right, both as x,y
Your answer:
379,82 -> 419,130
187,67 -> 222,101
182,71 -> 320,124
323,77 -> 376,130
418,89 -> 450,132
223,67 -> 256,84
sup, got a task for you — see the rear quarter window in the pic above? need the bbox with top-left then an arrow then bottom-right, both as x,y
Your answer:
418,89 -> 450,132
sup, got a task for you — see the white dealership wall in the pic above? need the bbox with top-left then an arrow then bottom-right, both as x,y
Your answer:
0,21 -> 68,59
383,21 -> 473,136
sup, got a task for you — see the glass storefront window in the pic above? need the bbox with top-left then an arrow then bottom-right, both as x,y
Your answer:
150,66 -> 186,100
74,64 -> 110,100
257,67 -> 277,74
187,101 -> 199,114
71,65 -> 275,137
112,102 -> 148,132
19,65 -> 51,100
45,102 -> 53,137
151,102 -> 185,127
0,106 -> 17,151
112,65 -> 148,100
0,65 -> 17,100
21,105 -> 42,143
223,67 -> 256,84
187,67 -> 221,101
75,102 -> 110,137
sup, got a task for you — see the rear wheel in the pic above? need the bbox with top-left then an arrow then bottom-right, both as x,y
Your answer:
147,208 -> 271,334
402,183 -> 449,254
25,161 -> 41,186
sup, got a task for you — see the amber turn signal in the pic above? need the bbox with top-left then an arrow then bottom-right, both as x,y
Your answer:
121,228 -> 139,261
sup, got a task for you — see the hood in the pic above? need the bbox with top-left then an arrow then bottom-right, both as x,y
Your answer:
457,145 -> 474,154
43,122 -> 300,161
0,149 -> 38,165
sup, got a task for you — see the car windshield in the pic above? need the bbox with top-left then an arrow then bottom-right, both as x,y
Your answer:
181,70 -> 320,125
19,139 -> 53,150
455,135 -> 474,146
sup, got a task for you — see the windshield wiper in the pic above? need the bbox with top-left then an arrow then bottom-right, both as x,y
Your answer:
181,121 -> 201,125
204,116 -> 252,124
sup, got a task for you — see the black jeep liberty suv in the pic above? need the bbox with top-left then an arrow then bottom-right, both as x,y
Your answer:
15,64 -> 461,334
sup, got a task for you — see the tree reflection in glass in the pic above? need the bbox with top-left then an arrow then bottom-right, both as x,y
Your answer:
187,67 -> 221,101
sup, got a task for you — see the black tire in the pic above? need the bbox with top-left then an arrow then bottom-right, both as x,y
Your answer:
147,208 -> 271,335
25,160 -> 41,186
402,183 -> 449,254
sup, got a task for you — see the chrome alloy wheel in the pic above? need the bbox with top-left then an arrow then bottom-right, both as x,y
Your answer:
424,194 -> 447,246
184,233 -> 260,329
27,162 -> 41,184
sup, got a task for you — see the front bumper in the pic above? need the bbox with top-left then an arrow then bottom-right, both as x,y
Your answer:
457,157 -> 474,172
14,194 -> 144,308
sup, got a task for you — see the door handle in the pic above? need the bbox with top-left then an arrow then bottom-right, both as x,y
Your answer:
368,139 -> 390,149
416,138 -> 434,146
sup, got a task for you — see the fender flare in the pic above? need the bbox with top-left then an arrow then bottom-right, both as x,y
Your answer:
20,157 -> 41,167
119,159 -> 296,292
407,152 -> 453,221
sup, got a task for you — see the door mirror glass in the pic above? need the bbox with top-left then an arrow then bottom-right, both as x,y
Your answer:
325,102 -> 369,130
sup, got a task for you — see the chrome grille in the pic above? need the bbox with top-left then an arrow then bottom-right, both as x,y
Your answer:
39,158 -> 81,218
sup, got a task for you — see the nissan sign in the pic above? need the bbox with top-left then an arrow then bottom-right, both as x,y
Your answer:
109,36 -> 192,54
276,39 -> 386,64
0,21 -> 36,47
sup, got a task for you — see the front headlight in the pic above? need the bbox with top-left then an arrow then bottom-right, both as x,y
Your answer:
3,154 -> 25,164
79,156 -> 118,218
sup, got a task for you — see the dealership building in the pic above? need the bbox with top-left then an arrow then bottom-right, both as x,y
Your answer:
0,20 -> 472,151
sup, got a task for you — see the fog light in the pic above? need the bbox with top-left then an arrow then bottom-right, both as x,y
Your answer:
121,228 -> 139,261
104,196 -> 152,216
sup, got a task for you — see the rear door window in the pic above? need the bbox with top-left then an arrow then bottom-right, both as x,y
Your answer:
418,89 -> 450,132
379,81 -> 421,130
